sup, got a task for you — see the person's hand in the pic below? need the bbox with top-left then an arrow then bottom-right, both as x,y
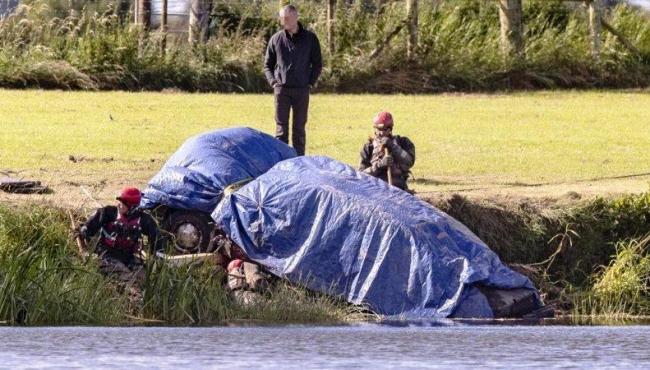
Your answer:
374,155 -> 393,170
74,225 -> 87,240
386,137 -> 399,151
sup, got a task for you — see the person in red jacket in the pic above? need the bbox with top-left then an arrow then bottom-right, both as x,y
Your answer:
359,111 -> 416,191
79,187 -> 163,279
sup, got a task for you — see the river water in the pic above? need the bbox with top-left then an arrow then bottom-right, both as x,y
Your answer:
1,323 -> 649,369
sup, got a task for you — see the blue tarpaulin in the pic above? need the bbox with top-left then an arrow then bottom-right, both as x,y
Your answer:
141,127 -> 296,213
212,156 -> 540,318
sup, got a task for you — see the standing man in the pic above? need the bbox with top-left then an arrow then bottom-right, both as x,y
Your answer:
264,4 -> 323,156
359,111 -> 416,191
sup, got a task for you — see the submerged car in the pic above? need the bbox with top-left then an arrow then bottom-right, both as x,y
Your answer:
212,156 -> 550,319
140,127 -> 296,253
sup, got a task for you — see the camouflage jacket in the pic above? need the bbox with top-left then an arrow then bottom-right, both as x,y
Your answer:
359,135 -> 415,190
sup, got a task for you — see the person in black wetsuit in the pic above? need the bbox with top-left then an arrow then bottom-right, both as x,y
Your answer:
78,187 -> 163,281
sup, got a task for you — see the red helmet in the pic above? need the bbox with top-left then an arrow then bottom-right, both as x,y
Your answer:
373,111 -> 394,130
116,187 -> 142,207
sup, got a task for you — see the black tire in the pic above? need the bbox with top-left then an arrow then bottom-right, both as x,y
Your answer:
163,211 -> 214,254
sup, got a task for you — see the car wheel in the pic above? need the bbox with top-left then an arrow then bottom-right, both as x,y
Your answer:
163,211 -> 213,254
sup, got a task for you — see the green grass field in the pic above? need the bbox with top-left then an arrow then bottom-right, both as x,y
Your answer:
1,89 -> 649,200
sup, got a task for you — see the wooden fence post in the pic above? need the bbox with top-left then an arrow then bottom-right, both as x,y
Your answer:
406,0 -> 418,60
498,0 -> 525,66
189,0 -> 213,45
136,0 -> 151,30
327,0 -> 336,56
161,0 -> 168,53
588,0 -> 602,61
117,0 -> 130,23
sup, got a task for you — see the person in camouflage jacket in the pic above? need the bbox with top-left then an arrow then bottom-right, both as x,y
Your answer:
359,111 -> 415,191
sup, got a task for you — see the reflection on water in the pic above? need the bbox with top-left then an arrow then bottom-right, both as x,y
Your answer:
0,323 -> 649,369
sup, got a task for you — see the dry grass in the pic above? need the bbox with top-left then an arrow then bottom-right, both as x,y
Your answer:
1,89 -> 649,207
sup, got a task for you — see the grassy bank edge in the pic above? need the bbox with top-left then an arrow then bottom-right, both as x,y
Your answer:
1,189 -> 650,325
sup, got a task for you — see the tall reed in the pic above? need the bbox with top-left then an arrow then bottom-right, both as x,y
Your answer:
0,0 -> 649,92
0,205 -> 364,325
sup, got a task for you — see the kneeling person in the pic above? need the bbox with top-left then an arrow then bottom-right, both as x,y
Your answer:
79,187 -> 163,279
359,111 -> 415,191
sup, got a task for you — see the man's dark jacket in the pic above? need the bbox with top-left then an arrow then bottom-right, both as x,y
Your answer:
264,23 -> 323,88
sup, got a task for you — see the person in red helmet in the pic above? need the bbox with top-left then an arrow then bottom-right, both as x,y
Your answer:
359,111 -> 416,191
78,187 -> 164,278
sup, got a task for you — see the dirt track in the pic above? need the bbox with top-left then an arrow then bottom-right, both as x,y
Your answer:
2,166 -> 648,213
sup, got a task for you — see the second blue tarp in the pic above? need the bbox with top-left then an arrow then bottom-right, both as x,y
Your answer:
212,156 -> 541,318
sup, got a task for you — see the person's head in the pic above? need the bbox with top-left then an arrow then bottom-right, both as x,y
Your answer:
373,111 -> 394,138
279,5 -> 299,33
116,187 -> 142,215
